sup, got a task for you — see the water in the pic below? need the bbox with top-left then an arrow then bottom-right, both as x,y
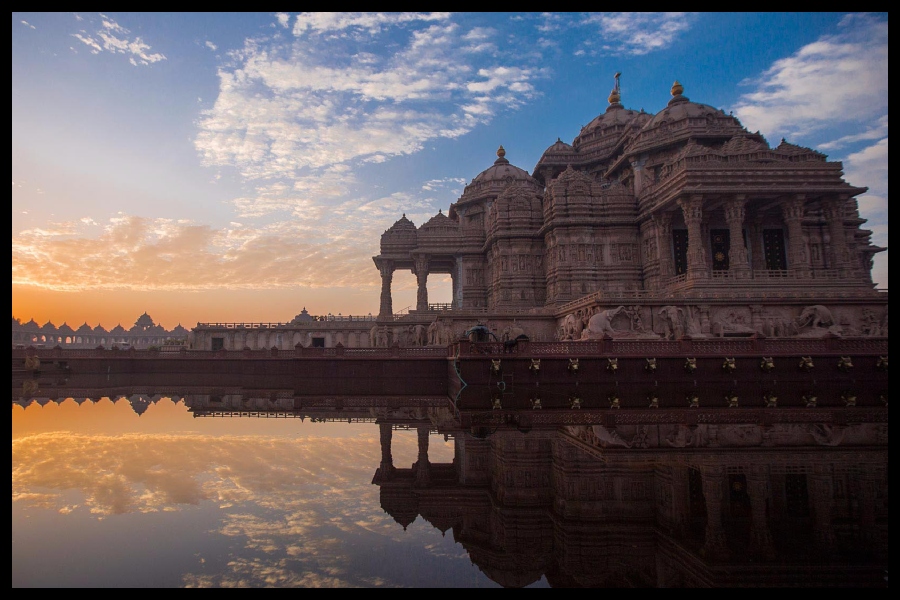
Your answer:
12,392 -> 888,587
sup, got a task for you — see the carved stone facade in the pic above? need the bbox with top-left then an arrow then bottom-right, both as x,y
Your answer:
371,77 -> 886,346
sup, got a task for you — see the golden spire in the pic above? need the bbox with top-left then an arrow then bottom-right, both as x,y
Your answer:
497,145 -> 506,159
608,71 -> 622,104
671,80 -> 684,97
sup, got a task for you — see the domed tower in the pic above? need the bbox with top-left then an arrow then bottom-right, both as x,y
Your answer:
485,184 -> 546,308
449,146 -> 544,310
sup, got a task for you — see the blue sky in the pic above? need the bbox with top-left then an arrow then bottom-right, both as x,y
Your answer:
12,12 -> 888,327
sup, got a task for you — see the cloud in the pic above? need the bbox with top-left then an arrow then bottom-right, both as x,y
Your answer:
732,13 -> 887,141
577,12 -> 695,56
275,13 -> 290,29
818,115 -> 888,151
291,12 -> 449,36
70,14 -> 166,65
205,40 -> 218,51
21,20 -> 36,30
195,20 -> 542,181
13,426 -> 463,587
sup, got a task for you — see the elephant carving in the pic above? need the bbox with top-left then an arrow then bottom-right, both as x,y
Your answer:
585,306 -> 627,336
796,304 -> 834,329
561,312 -> 587,340
658,305 -> 686,339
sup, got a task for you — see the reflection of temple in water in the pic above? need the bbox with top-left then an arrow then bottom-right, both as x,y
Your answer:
372,419 -> 886,587
13,378 -> 887,588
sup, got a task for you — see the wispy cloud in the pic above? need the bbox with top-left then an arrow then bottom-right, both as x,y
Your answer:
576,12 -> 695,56
205,40 -> 217,51
71,13 -> 166,65
291,12 -> 449,36
732,13 -> 887,141
21,20 -> 36,30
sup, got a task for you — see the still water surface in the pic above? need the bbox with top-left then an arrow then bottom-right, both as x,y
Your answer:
13,395 -> 887,587
13,398 -> 513,587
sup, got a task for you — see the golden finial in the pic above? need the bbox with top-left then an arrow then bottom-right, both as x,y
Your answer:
671,80 -> 684,97
497,145 -> 506,159
609,71 -> 622,105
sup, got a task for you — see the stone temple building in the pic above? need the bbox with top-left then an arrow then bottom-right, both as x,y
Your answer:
179,76 -> 886,350
367,77 -> 886,347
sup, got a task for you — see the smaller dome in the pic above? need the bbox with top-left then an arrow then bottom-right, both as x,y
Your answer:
109,324 -> 127,334
543,138 -> 575,156
420,209 -> 456,229
23,319 -> 41,331
385,214 -> 417,234
644,81 -> 723,129
93,323 -> 108,333
471,146 -> 532,184
134,312 -> 155,327
76,322 -> 94,334
57,322 -> 75,334
40,321 -> 58,332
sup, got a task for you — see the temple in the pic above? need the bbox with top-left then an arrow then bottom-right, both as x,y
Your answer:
366,77 -> 886,348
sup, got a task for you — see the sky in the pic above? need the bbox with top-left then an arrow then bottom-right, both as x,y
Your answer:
12,12 -> 888,330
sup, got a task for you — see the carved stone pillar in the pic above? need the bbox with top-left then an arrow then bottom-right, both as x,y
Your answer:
747,466 -> 776,560
677,195 -> 708,280
415,425 -> 431,486
378,260 -> 394,317
822,197 -> 850,276
724,196 -> 751,277
749,304 -> 764,335
653,211 -> 674,280
699,304 -> 711,335
700,465 -> 729,559
748,217 -> 765,272
809,466 -> 836,556
782,195 -> 810,278
378,422 -> 396,479
414,257 -> 429,312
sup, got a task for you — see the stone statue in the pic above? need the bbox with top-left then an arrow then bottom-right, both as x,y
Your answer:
585,306 -> 626,336
501,323 -> 527,342
796,304 -> 834,329
658,305 -> 685,339
411,324 -> 428,346
561,312 -> 587,341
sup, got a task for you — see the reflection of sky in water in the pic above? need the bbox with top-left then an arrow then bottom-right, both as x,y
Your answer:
13,399 -> 535,587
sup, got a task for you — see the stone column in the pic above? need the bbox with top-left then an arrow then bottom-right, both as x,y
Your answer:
378,260 -> 394,317
699,304 -> 711,335
822,197 -> 850,276
747,465 -> 776,560
414,257 -> 429,312
653,211 -> 674,281
782,195 -> 810,278
415,425 -> 431,486
678,195 -> 708,280
749,304 -> 764,335
724,195 -> 751,277
700,465 -> 729,559
809,465 -> 836,556
378,422 -> 396,479
748,216 -> 765,272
